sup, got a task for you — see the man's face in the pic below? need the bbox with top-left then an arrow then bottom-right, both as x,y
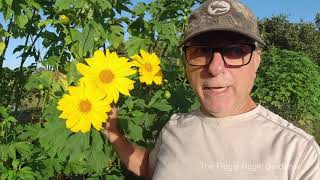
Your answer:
184,32 -> 261,117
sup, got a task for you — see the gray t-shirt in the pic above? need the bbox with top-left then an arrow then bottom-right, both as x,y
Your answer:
149,105 -> 320,180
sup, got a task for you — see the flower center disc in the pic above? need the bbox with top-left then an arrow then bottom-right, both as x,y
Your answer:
144,63 -> 153,72
79,100 -> 92,113
99,69 -> 114,84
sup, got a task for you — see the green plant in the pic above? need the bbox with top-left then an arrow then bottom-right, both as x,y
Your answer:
253,47 -> 320,142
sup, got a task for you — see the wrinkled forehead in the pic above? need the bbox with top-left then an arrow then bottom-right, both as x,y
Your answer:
185,31 -> 255,46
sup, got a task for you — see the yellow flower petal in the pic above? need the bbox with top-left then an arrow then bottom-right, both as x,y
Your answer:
133,50 -> 164,85
57,82 -> 112,133
77,49 -> 136,103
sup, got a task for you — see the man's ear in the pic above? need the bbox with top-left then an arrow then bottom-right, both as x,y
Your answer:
253,50 -> 261,72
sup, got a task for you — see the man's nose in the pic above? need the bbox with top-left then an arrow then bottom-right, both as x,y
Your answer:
207,52 -> 225,76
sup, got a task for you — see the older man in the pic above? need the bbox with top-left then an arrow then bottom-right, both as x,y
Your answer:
104,0 -> 320,179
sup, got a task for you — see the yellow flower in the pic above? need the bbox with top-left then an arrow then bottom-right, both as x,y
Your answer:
57,82 -> 111,133
77,50 -> 136,103
131,50 -> 163,85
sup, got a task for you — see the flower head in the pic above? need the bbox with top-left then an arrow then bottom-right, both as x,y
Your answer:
57,82 -> 111,133
131,50 -> 163,85
77,50 -> 136,103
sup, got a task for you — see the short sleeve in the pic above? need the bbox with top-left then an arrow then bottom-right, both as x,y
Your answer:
294,139 -> 320,180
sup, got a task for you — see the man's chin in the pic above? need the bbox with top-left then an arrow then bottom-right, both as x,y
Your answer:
200,102 -> 235,118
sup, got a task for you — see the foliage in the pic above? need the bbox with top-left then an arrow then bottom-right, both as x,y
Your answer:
259,15 -> 320,65
0,0 -> 319,179
253,47 -> 320,141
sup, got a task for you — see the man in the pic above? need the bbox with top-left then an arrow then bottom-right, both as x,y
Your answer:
103,0 -> 320,179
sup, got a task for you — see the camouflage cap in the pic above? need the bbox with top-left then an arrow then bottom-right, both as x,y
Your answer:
181,0 -> 265,46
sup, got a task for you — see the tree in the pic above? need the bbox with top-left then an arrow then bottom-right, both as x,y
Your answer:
253,47 -> 320,142
259,15 -> 320,65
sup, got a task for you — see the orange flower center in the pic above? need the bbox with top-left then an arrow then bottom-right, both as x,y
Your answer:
79,100 -> 92,113
99,69 -> 114,84
144,63 -> 153,72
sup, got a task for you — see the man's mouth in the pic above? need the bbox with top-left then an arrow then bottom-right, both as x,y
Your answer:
203,86 -> 229,94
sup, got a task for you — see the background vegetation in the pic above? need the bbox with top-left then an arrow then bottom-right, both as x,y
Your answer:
0,0 -> 319,179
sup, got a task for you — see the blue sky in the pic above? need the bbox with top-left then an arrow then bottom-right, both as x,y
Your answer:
2,0 -> 320,69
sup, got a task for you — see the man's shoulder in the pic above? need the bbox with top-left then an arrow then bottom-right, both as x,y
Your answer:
257,105 -> 315,142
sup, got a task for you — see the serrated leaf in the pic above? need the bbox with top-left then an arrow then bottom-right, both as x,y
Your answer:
38,19 -> 54,28
65,61 -> 81,85
66,133 -> 90,161
25,0 -> 41,9
4,8 -> 13,21
54,0 -> 73,10
25,70 -> 54,91
72,23 -> 95,57
132,2 -> 146,16
42,158 -> 64,177
96,0 -> 112,11
107,25 -> 124,49
142,113 -> 156,128
8,144 -> 16,160
150,99 -> 172,112
15,142 -> 32,159
41,56 -> 59,67
147,90 -> 163,107
126,36 -> 152,56
128,121 -> 143,141
16,166 -> 37,180
38,118 -> 71,158
0,144 -> 9,161
87,149 -> 107,174
16,14 -> 28,28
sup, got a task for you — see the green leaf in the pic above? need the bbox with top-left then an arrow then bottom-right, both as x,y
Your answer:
96,0 -> 112,11
87,149 -> 107,174
65,61 -> 81,85
126,36 -> 152,56
107,25 -> 124,49
154,22 -> 179,46
66,132 -> 90,161
42,157 -> 64,177
5,0 -> 13,6
8,144 -> 16,160
55,0 -> 73,10
15,142 -> 32,159
142,113 -> 156,128
18,124 -> 41,141
38,19 -> 54,28
17,166 -> 37,180
105,175 -> 124,180
13,45 -> 24,54
16,14 -> 28,28
0,42 -> 6,56
38,118 -> 71,158
0,145 -> 9,161
127,121 -> 143,142
25,0 -> 41,9
147,90 -> 163,107
41,56 -> 59,67
4,8 -> 13,21
150,99 -> 172,112
132,2 -> 146,16
25,70 -> 54,91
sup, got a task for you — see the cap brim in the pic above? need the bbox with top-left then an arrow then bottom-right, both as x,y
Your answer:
179,26 -> 266,47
